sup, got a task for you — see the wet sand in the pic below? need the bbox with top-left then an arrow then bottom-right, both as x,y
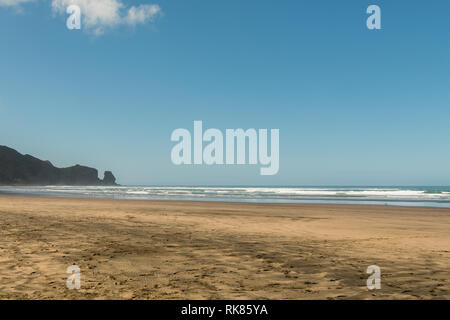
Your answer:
0,195 -> 448,299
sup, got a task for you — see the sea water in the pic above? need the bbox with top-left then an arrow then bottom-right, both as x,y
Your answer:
1,186 -> 450,208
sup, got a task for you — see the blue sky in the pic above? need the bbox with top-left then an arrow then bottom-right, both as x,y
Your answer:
1,0 -> 450,186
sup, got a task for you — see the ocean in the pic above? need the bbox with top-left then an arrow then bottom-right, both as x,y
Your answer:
1,185 -> 450,208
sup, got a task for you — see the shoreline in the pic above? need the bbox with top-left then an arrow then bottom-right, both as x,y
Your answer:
0,195 -> 449,299
1,191 -> 450,209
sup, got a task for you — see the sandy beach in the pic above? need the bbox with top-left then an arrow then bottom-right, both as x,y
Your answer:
0,195 -> 448,299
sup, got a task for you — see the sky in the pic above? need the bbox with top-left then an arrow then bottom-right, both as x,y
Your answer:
1,0 -> 450,186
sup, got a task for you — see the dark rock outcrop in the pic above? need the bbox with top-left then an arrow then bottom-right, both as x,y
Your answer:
102,171 -> 116,185
0,145 -> 118,186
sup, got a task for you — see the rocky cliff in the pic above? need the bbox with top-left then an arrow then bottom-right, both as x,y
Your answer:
0,146 -> 117,186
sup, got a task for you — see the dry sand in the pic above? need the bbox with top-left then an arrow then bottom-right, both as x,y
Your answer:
0,195 -> 448,299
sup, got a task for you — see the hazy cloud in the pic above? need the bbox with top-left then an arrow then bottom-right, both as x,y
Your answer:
51,0 -> 161,34
124,4 -> 161,26
0,0 -> 35,8
0,0 -> 161,35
